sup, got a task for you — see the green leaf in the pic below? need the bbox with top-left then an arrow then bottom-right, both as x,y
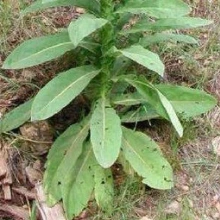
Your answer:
90,98 -> 122,168
113,84 -> 217,120
121,104 -> 159,123
94,166 -> 114,212
44,119 -> 90,205
125,76 -> 183,137
62,142 -> 96,219
32,65 -> 100,121
79,40 -> 100,54
116,45 -> 164,76
140,33 -> 198,46
122,127 -> 174,189
2,32 -> 74,69
116,0 -> 190,18
156,84 -> 217,118
21,0 -> 100,16
112,92 -> 145,106
122,17 -> 213,34
68,14 -> 108,47
0,99 -> 33,133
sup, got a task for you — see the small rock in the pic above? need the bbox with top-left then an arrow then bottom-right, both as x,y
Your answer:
165,201 -> 181,215
212,212 -> 220,219
211,136 -> 220,156
140,216 -> 153,220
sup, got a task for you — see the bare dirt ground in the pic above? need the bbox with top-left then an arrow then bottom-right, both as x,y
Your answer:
0,1 -> 220,220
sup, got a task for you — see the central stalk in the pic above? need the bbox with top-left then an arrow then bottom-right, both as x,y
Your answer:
100,0 -> 115,96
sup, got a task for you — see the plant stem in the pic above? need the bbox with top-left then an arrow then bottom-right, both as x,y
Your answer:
100,0 -> 115,97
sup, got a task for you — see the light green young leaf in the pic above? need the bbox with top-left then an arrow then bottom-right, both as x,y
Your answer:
122,127 -> 174,189
113,83 -> 217,120
68,14 -> 108,47
125,77 -> 183,137
140,33 -> 198,46
121,17 -> 213,35
44,119 -> 90,205
90,98 -> 122,168
116,0 -> 190,18
157,91 -> 183,136
0,99 -> 33,133
62,142 -> 96,219
2,32 -> 74,69
156,84 -> 217,118
21,0 -> 100,16
32,66 -> 100,121
94,166 -> 114,212
116,45 -> 164,77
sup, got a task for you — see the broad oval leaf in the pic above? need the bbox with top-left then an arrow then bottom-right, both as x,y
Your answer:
116,45 -> 164,76
2,32 -> 74,69
0,99 -> 33,133
125,76 -> 183,137
121,17 -> 213,35
94,166 -> 114,212
140,33 -> 198,47
44,119 -> 90,205
90,98 -> 122,168
122,127 -> 174,189
68,14 -> 108,47
62,142 -> 97,219
116,0 -> 190,18
21,0 -> 100,16
31,65 -> 100,121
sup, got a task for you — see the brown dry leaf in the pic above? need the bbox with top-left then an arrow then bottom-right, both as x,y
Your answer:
25,164 -> 43,186
164,201 -> 181,215
0,144 -> 12,200
0,204 -> 29,220
36,183 -> 66,220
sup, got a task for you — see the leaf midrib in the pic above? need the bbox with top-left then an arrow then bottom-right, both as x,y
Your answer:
34,70 -> 97,117
14,41 -> 73,66
47,123 -> 89,186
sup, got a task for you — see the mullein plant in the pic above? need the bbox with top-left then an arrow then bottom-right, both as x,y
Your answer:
0,0 -> 216,218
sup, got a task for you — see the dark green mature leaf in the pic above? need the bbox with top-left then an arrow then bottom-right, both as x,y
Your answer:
90,98 -> 122,168
0,99 -> 33,133
21,0 -> 100,16
112,92 -> 145,106
122,127 -> 174,189
68,14 -> 108,47
116,0 -> 190,18
62,142 -> 96,219
121,104 -> 159,123
31,66 -> 100,121
116,45 -> 164,76
121,17 -> 213,34
125,76 -> 183,136
2,32 -> 74,69
44,119 -> 90,205
140,33 -> 198,46
94,167 -> 114,212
